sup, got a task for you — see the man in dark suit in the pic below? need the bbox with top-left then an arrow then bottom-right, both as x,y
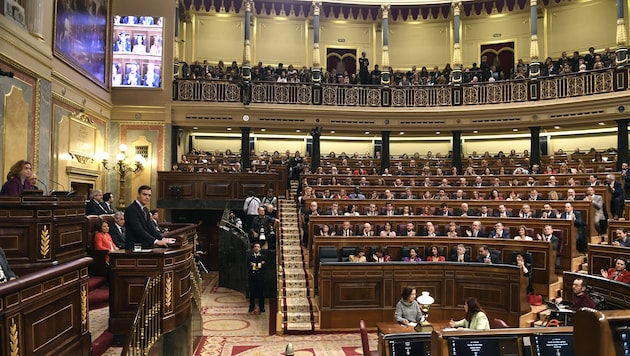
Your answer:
109,211 -> 126,249
124,185 -> 173,249
86,189 -> 110,215
560,202 -> 586,252
607,173 -> 625,219
450,244 -> 471,262
476,245 -> 501,264
494,204 -> 511,218
0,247 -> 17,283
489,222 -> 511,239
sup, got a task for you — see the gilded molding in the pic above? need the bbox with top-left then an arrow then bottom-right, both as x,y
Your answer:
40,225 -> 50,258
81,283 -> 88,333
9,317 -> 19,356
165,272 -> 173,312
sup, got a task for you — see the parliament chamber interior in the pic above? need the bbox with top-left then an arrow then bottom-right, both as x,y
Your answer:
2,0 -> 630,355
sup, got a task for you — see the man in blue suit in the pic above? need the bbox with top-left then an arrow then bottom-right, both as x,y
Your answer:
124,185 -> 174,249
488,222 -> 511,239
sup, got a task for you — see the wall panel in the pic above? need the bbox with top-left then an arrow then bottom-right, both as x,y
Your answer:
388,21 -> 451,70
390,140 -> 451,156
256,18 -> 306,66
193,15 -> 243,63
320,139 -> 372,156
255,137 -> 305,155
193,136 -> 241,153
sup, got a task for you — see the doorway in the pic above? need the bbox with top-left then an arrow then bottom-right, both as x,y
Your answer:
480,41 -> 515,79
326,48 -> 357,77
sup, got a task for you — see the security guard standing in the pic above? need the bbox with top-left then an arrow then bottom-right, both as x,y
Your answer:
248,242 -> 266,314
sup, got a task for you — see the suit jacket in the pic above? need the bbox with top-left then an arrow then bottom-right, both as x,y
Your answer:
590,194 -> 606,223
449,252 -> 471,262
86,199 -> 110,215
494,211 -> 511,218
476,253 -> 501,264
605,268 -> 630,284
0,247 -> 17,281
124,201 -> 163,249
110,223 -> 126,249
489,230 -> 511,239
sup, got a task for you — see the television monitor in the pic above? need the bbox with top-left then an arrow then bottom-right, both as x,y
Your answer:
386,333 -> 431,356
533,333 -> 574,356
611,321 -> 630,356
449,336 -> 520,356
112,15 -> 163,88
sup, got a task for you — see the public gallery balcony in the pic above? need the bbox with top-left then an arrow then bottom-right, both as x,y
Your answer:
173,66 -> 622,108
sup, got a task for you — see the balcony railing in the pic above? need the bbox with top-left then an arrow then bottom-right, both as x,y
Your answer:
172,67 -> 622,107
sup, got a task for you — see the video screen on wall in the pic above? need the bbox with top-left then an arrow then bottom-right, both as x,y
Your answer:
112,16 -> 163,88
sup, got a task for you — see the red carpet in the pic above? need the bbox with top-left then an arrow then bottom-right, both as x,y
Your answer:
91,330 -> 114,356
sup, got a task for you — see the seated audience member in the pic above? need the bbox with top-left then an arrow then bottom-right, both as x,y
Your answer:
0,160 -> 33,196
424,221 -> 437,237
456,202 -> 474,216
612,228 -> 630,247
93,220 -> 118,263
446,222 -> 458,238
556,278 -> 596,311
489,222 -> 510,239
383,202 -> 397,216
371,246 -> 390,262
401,206 -> 413,216
102,192 -> 115,213
404,248 -> 422,262
476,245 -> 501,264
380,221 -> 396,237
601,258 -> 630,283
349,250 -> 366,262
362,222 -> 374,236
349,187 -> 366,199
366,203 -> 379,216
395,287 -> 424,325
319,224 -> 335,236
494,204 -> 511,218
339,220 -> 354,236
344,204 -> 360,216
325,202 -> 341,216
150,209 -> 162,233
539,203 -> 557,219
465,220 -> 486,238
514,252 -> 533,293
526,176 -> 539,187
436,203 -> 452,217
0,246 -> 18,283
450,244 -> 470,262
109,211 -> 127,249
518,204 -> 534,218
477,205 -> 490,218
86,189 -> 110,215
514,225 -> 533,240
427,245 -> 445,262
449,297 -> 490,330
404,222 -> 417,236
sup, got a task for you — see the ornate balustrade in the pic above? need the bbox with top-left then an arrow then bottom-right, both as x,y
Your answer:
173,68 -> 620,107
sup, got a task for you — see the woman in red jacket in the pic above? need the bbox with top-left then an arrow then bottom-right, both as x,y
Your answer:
94,220 -> 118,263
601,258 -> 630,284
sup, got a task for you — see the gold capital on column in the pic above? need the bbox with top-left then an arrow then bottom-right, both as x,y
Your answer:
530,34 -> 539,60
312,1 -> 321,16
530,0 -> 537,6
381,4 -> 390,19
451,1 -> 462,16
244,0 -> 252,13
617,18 -> 627,46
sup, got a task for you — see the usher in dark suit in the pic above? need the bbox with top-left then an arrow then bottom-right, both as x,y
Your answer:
124,201 -> 163,249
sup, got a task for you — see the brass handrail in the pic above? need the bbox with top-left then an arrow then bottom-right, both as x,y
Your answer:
121,274 -> 162,356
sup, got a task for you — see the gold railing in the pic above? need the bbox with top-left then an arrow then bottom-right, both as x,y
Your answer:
173,68 -> 621,106
121,274 -> 162,356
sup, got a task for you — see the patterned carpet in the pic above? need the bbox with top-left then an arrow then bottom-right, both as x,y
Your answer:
91,272 -> 377,355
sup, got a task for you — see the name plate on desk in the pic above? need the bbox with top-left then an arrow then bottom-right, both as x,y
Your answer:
384,332 -> 431,356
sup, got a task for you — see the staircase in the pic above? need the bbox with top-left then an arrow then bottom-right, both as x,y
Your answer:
278,181 -> 315,333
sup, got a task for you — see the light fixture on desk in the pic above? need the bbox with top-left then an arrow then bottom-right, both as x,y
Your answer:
416,291 -> 435,326
99,144 -> 146,211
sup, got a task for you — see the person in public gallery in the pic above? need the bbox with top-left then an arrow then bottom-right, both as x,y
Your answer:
0,160 -> 33,196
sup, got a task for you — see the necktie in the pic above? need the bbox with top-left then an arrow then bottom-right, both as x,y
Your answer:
143,207 -> 150,222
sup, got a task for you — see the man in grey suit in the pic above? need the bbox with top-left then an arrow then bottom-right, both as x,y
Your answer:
584,186 -> 607,235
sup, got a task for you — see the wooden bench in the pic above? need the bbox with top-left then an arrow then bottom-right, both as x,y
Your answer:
318,262 -> 528,329
308,216 -> 578,272
562,271 -> 630,310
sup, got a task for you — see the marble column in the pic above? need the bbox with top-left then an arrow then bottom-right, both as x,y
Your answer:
25,0 -> 44,40
242,0 -> 253,81
451,131 -> 462,174
528,0 -> 540,78
311,1 -> 322,83
451,1 -> 463,84
380,5 -> 391,86
616,0 -> 628,65
380,131 -> 390,174
241,127 -> 251,170
529,126 -> 541,170
617,119 -> 629,170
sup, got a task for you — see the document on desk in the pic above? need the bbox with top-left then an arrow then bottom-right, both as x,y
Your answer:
407,322 -> 418,327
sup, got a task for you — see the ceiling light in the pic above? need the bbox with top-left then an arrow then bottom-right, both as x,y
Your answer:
193,127 -> 198,130
260,128 -> 266,132
365,131 -> 370,134
226,127 -> 232,131
296,129 -> 301,132
513,128 -> 518,132
554,126 -> 560,129
330,130 -> 335,134
473,130 -> 478,134
399,131 -> 405,135
598,122 -> 605,126
435,131 -> 440,135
